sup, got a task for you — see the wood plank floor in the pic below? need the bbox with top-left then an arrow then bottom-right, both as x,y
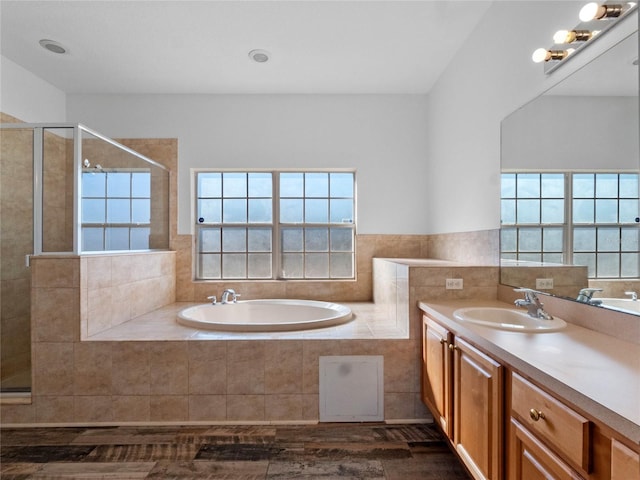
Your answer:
1,423 -> 472,479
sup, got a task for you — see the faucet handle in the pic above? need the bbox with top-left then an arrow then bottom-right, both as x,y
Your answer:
513,287 -> 537,302
625,291 -> 638,301
207,295 -> 217,305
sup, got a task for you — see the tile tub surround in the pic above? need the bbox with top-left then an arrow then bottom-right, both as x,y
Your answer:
0,423 -> 472,479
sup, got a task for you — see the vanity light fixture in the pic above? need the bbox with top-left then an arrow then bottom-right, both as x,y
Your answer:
532,48 -> 575,63
579,2 -> 623,21
553,29 -> 594,44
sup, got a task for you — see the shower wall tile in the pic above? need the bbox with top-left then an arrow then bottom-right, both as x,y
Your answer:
31,258 -> 80,288
74,342 -> 112,396
33,342 -> 74,396
32,287 -> 80,342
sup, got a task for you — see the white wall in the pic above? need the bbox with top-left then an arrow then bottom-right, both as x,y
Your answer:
502,96 -> 638,171
0,55 -> 66,122
424,2 -> 638,234
66,94 -> 430,235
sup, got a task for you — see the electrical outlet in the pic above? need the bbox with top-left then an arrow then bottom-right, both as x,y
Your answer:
536,278 -> 554,290
445,278 -> 464,290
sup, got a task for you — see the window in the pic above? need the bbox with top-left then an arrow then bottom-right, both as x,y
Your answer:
81,170 -> 151,251
195,171 -> 356,280
501,172 -> 639,279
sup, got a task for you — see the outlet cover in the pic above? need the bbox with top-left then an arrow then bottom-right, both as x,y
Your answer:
536,278 -> 554,289
445,278 -> 464,290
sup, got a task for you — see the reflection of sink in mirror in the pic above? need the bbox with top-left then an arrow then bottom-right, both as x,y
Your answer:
597,299 -> 640,315
453,307 -> 567,333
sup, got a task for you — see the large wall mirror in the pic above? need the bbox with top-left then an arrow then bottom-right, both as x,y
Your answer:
500,29 -> 639,316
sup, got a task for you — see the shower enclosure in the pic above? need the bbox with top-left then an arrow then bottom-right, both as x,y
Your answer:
0,123 -> 170,393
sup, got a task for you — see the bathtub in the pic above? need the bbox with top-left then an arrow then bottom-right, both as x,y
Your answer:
598,298 -> 640,315
177,299 -> 353,332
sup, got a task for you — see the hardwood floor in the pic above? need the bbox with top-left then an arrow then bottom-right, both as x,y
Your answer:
1,422 -> 472,479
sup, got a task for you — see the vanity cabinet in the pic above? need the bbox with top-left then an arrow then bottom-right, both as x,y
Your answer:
422,315 -> 504,480
611,438 -> 640,480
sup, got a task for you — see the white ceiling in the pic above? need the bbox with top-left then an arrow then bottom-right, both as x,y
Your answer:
0,0 -> 492,95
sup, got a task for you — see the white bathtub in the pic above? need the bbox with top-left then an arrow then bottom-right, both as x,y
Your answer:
598,298 -> 640,315
177,299 -> 353,332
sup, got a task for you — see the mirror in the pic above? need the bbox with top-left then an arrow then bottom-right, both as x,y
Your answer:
500,30 -> 639,316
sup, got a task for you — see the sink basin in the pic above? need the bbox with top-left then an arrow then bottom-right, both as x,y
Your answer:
453,307 -> 567,332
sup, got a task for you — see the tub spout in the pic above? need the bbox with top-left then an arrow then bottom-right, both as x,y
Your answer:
221,289 -> 240,304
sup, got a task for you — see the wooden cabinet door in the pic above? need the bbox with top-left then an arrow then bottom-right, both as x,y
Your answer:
611,438 -> 640,480
509,419 -> 583,480
422,316 -> 453,437
454,337 -> 503,480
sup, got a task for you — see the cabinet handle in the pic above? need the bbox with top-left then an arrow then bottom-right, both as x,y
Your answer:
529,408 -> 545,422
439,338 -> 446,345
448,344 -> 456,351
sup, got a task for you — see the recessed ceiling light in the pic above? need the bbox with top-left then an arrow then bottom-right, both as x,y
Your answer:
249,49 -> 270,63
39,39 -> 67,55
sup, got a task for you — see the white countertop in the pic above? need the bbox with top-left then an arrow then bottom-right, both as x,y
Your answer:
419,299 -> 640,446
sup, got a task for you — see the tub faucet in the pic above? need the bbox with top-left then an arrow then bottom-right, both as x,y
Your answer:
625,291 -> 638,301
207,295 -> 217,305
221,289 -> 240,304
576,288 -> 603,305
514,288 -> 553,320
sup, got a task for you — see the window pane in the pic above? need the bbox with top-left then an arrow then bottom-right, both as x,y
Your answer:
516,199 -> 540,223
330,173 -> 354,197
82,227 -> 104,251
131,172 -> 150,198
199,173 -> 222,197
541,174 -> 564,198
198,199 -> 221,223
107,199 -> 130,223
501,174 -> 515,198
305,199 -> 328,223
620,199 -> 638,224
248,172 -> 272,197
282,228 -> 303,252
280,173 -> 304,197
305,253 -> 329,277
543,228 -> 563,252
595,199 -> 617,223
248,253 -> 271,278
517,174 -> 540,198
130,228 -> 150,249
573,253 -> 595,277
223,199 -> 247,223
305,227 -> 328,252
82,172 -> 106,196
330,228 -> 353,252
200,228 -> 221,252
621,228 -> 639,251
305,173 -> 328,197
248,198 -> 272,223
330,199 -> 354,223
501,200 -> 516,224
595,174 -> 618,198
500,228 -> 517,253
105,227 -> 129,250
597,228 -> 619,252
82,199 -> 105,223
282,253 -> 303,278
573,227 -> 596,251
541,199 -> 564,223
222,253 -> 246,278
621,253 -> 639,277
200,253 -> 221,278
543,253 -> 563,263
573,199 -> 594,223
223,172 -> 247,197
331,253 -> 353,278
280,199 -> 303,223
222,228 -> 246,252
132,199 -> 150,223
248,228 -> 272,252
620,174 -> 639,198
519,228 -> 541,252
573,174 -> 594,197
519,253 -> 542,262
597,253 -> 619,277
107,172 -> 131,197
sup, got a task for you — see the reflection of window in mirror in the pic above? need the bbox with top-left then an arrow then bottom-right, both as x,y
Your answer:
501,171 -> 639,279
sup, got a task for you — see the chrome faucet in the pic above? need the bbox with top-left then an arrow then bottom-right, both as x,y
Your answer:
220,289 -> 240,304
625,291 -> 638,301
576,288 -> 603,305
514,288 -> 553,320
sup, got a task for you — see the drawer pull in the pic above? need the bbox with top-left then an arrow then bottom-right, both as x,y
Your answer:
448,344 -> 457,351
529,408 -> 545,422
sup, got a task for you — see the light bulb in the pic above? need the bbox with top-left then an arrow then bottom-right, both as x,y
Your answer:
579,2 -> 601,21
553,30 -> 571,44
532,48 -> 549,63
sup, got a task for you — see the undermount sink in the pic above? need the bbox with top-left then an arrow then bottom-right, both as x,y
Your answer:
453,307 -> 567,332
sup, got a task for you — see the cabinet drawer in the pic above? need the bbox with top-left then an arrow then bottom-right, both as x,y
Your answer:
511,372 -> 590,472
